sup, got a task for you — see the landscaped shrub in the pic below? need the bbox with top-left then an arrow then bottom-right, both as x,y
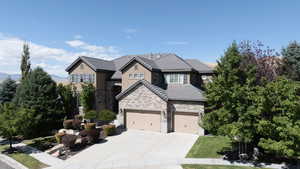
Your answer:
84,110 -> 98,121
55,132 -> 65,144
61,134 -> 77,148
103,124 -> 116,136
63,120 -> 74,129
86,129 -> 100,143
84,123 -> 96,130
75,114 -> 83,121
79,129 -> 100,144
72,119 -> 82,130
98,109 -> 116,122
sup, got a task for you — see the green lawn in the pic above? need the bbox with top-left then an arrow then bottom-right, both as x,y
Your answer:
182,164 -> 266,169
9,152 -> 48,169
0,141 -> 49,169
186,136 -> 232,158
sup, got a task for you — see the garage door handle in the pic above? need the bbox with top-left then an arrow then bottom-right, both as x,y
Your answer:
184,125 -> 187,128
150,123 -> 152,126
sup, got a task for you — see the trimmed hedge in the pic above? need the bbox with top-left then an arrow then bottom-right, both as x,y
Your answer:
63,120 -> 74,129
99,109 -> 116,122
103,124 -> 116,136
84,123 -> 96,130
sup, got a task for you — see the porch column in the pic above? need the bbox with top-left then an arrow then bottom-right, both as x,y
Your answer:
117,108 -> 125,127
198,109 -> 205,136
160,109 -> 168,133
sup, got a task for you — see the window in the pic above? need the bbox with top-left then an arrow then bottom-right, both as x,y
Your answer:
129,73 -> 144,80
164,73 -> 187,84
129,74 -> 133,79
80,64 -> 84,69
69,74 -> 95,83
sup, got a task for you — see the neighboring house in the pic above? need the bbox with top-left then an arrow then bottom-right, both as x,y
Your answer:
66,53 -> 213,135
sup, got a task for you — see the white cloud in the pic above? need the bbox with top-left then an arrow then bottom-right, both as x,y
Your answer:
0,34 -> 121,76
165,41 -> 189,45
123,28 -> 137,34
65,40 -> 85,47
74,34 -> 83,39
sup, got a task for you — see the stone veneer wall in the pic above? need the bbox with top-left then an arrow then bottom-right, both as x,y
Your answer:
168,101 -> 205,135
118,85 -> 168,133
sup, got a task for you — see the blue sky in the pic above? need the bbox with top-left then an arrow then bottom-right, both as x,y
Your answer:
0,0 -> 299,76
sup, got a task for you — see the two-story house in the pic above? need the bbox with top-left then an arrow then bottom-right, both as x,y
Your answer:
66,53 -> 213,135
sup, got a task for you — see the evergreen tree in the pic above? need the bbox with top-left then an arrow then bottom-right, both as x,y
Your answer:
57,84 -> 78,119
14,67 -> 64,137
255,78 -> 300,158
20,43 -> 31,80
281,41 -> 300,81
0,78 -> 17,104
80,83 -> 96,113
202,42 -> 258,143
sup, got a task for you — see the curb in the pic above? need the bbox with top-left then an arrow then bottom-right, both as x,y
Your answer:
0,154 -> 28,169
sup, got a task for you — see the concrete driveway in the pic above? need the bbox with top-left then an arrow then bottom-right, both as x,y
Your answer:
48,130 -> 198,169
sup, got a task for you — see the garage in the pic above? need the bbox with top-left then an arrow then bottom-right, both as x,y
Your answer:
126,110 -> 161,132
174,112 -> 199,134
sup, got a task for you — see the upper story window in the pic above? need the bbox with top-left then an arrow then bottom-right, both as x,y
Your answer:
80,64 -> 84,69
69,74 -> 95,83
164,73 -> 188,84
129,73 -> 144,80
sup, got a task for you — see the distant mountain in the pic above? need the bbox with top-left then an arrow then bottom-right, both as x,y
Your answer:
0,72 -> 68,83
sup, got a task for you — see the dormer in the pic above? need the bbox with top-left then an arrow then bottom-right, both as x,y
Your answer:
119,56 -> 159,91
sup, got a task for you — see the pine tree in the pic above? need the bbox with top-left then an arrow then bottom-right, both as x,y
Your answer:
14,67 -> 64,137
0,78 -> 17,104
281,41 -> 300,81
202,42 -> 257,143
20,43 -> 31,80
57,84 -> 78,119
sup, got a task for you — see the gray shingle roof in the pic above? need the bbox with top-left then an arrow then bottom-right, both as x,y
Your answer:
166,84 -> 206,101
66,53 -> 213,80
185,59 -> 213,74
65,56 -> 115,72
116,80 -> 206,102
116,80 -> 168,101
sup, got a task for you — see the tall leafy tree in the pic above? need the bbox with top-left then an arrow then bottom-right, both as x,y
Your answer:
202,42 -> 257,143
20,43 -> 31,80
0,103 -> 20,150
281,41 -> 300,81
57,84 -> 78,119
0,78 -> 17,104
80,83 -> 96,113
255,78 -> 300,158
14,67 -> 64,138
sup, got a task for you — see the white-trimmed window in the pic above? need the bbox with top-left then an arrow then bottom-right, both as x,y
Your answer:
164,73 -> 188,84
